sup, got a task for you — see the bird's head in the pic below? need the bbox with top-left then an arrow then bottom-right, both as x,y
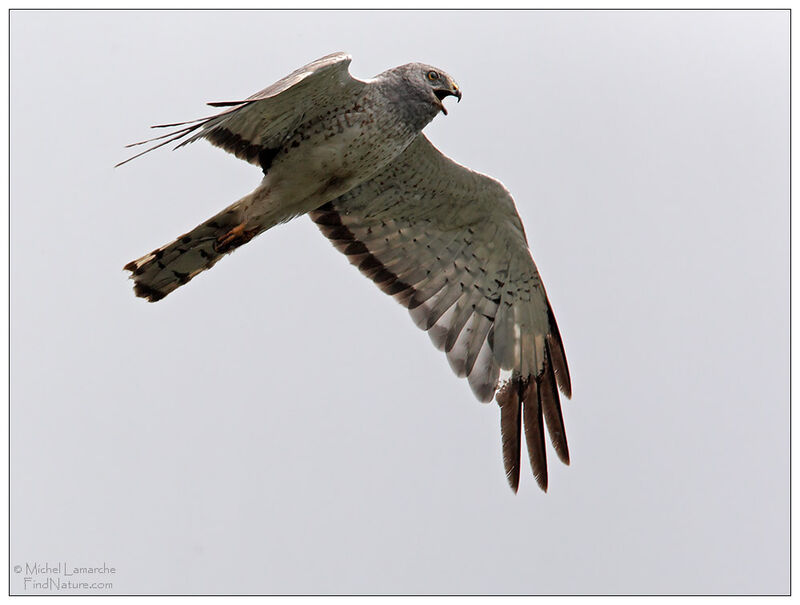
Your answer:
417,65 -> 461,115
392,63 -> 461,116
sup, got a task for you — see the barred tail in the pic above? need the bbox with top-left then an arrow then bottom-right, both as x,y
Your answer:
124,199 -> 262,302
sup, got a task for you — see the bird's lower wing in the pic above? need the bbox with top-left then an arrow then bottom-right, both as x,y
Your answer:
309,134 -> 571,492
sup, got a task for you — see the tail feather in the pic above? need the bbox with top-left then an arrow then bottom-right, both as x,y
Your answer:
125,202 -> 256,302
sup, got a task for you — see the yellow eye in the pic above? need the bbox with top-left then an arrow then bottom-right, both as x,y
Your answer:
427,70 -> 439,81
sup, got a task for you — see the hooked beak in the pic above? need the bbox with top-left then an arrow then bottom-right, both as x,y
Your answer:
433,81 -> 461,116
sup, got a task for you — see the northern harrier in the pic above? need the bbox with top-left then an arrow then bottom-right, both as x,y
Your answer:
121,52 -> 573,492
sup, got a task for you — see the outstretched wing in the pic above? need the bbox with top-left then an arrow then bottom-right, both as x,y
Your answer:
117,52 -> 365,167
309,135 -> 572,492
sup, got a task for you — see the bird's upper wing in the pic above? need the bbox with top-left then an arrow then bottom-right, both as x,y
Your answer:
309,134 -> 572,492
117,52 -> 366,167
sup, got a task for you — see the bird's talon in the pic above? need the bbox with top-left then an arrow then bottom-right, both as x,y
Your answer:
214,223 -> 256,253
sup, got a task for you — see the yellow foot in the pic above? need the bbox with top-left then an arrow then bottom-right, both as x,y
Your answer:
214,223 -> 258,253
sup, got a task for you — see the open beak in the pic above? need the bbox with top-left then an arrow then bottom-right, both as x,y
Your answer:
434,83 -> 461,116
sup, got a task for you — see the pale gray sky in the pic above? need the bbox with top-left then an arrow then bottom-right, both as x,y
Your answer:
11,9 -> 788,595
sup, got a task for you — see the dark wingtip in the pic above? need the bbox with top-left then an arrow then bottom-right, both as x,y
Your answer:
507,475 -> 520,494
497,378 -> 522,494
540,347 -> 571,466
522,379 -> 549,493
115,121 -> 206,167
546,303 -> 572,399
207,100 -> 247,107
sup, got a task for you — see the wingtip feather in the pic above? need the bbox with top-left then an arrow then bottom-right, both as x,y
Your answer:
522,379 -> 549,493
546,303 -> 572,399
496,378 -> 522,494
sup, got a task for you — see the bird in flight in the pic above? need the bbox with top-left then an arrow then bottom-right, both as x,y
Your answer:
120,52 -> 573,492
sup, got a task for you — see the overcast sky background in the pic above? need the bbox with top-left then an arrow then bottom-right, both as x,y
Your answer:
10,10 -> 788,595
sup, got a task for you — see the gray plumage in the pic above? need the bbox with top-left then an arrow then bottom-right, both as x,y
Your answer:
121,52 -> 572,492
